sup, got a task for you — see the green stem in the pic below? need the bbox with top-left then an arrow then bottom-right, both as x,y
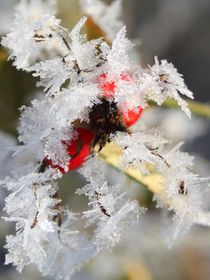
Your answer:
149,99 -> 210,118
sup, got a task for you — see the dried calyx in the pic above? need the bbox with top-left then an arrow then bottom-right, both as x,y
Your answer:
42,95 -> 143,173
42,70 -> 144,172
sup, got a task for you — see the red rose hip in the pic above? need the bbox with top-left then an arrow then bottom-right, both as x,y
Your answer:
44,128 -> 94,173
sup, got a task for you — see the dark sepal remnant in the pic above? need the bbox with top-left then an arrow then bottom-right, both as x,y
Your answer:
38,159 -> 49,173
89,98 -> 127,151
178,180 -> 188,195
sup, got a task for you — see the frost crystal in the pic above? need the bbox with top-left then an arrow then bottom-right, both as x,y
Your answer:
77,157 -> 142,249
2,169 -> 61,271
1,0 -> 63,69
28,58 -> 71,96
143,57 -> 194,117
107,26 -> 134,74
114,132 -> 210,242
1,0 -> 209,279
42,212 -> 96,280
69,17 -> 102,70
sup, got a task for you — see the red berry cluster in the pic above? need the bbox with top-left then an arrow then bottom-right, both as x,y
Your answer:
43,73 -> 143,172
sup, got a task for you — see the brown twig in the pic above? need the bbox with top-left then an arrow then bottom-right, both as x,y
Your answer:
95,191 -> 111,217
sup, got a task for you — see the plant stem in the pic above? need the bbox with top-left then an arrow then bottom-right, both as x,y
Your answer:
149,99 -> 210,118
98,142 -> 163,194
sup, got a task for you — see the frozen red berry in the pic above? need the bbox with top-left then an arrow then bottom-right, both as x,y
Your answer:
66,128 -> 94,170
44,128 -> 94,173
99,72 -> 143,127
122,106 -> 143,127
99,73 -> 116,98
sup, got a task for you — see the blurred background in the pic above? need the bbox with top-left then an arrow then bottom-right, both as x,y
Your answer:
0,0 -> 210,279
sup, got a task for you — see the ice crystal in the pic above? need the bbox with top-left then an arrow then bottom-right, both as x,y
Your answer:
77,157 -> 142,249
114,132 -> 210,242
1,0 -> 63,69
143,57 -> 194,117
2,168 -> 61,272
107,27 -> 133,73
114,130 -> 168,173
28,58 -> 71,96
42,212 -> 97,280
69,17 -> 102,70
1,0 -> 210,279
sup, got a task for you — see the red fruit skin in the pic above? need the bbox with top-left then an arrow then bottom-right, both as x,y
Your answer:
99,73 -> 144,127
99,73 -> 116,98
122,106 -> 143,127
45,128 -> 94,173
43,158 -> 65,173
67,128 -> 94,170
119,73 -> 131,82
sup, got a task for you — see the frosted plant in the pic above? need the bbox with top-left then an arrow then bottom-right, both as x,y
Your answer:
76,157 -> 141,249
69,17 -> 103,70
28,57 -> 72,96
1,0 -> 66,69
143,57 -> 194,118
1,0 -> 210,279
114,132 -> 210,241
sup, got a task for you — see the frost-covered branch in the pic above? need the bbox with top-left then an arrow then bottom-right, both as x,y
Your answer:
114,131 -> 210,242
0,0 -> 209,279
